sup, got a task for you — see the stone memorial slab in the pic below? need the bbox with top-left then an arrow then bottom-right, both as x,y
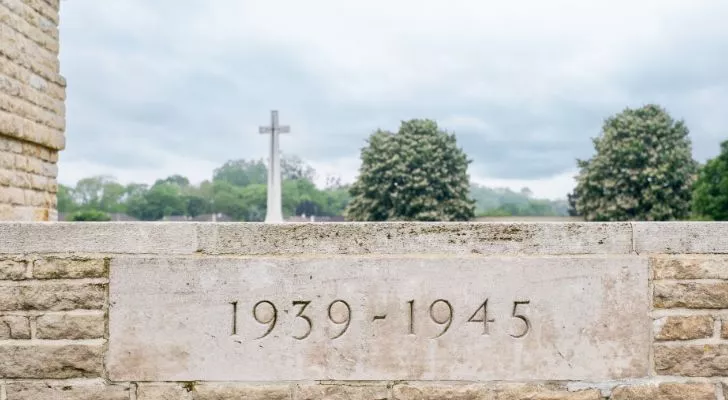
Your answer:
107,256 -> 649,381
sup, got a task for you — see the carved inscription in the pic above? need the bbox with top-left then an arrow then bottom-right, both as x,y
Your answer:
229,298 -> 531,340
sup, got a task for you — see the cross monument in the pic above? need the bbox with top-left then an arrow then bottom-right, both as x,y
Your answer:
259,110 -> 290,223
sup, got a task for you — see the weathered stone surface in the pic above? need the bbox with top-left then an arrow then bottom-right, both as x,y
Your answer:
392,384 -> 601,400
0,258 -> 26,279
6,381 -> 130,400
107,255 -> 649,381
0,314 -> 30,339
655,344 -> 728,376
33,257 -> 106,279
36,312 -> 105,339
652,256 -> 728,279
0,343 -> 103,378
197,222 -> 633,255
610,383 -> 716,400
654,282 -> 728,309
297,384 -> 388,400
0,282 -> 105,311
635,222 -> 728,254
654,315 -> 714,341
137,383 -> 290,400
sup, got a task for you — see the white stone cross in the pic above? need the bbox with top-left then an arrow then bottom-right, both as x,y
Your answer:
259,110 -> 289,223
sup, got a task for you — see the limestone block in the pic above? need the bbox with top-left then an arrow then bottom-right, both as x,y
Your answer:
33,257 -> 107,279
652,256 -> 728,280
107,255 -> 649,381
0,314 -> 30,339
0,282 -> 105,311
296,384 -> 389,400
6,381 -> 129,399
36,312 -> 105,339
654,344 -> 728,376
0,0 -> 60,38
654,316 -> 714,341
610,383 -> 716,400
0,258 -> 26,280
0,343 -> 103,378
654,282 -> 728,309
392,384 -> 601,400
137,383 -> 290,400
634,222 -> 728,254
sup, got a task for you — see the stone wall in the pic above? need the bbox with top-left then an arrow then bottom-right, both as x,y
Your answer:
1,222 -> 728,399
0,0 -> 65,221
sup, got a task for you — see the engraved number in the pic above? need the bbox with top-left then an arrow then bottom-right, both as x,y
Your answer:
328,300 -> 351,339
429,299 -> 453,338
230,301 -> 238,336
252,300 -> 277,339
292,301 -> 313,340
467,300 -> 495,335
407,300 -> 415,334
510,300 -> 531,338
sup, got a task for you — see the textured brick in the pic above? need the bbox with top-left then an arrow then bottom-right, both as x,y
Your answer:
297,384 -> 388,400
6,381 -> 129,400
0,108 -> 64,150
392,384 -> 601,400
611,383 -> 716,400
34,257 -> 106,279
0,343 -> 103,378
654,282 -> 728,309
36,312 -> 105,339
0,314 -> 30,339
0,23 -> 60,84
0,68 -> 65,111
654,315 -> 714,341
0,1 -> 59,52
0,185 -> 24,204
0,87 -> 64,131
137,383 -> 290,400
0,282 -> 105,311
0,0 -> 59,38
653,256 -> 728,280
0,258 -> 26,279
655,344 -> 728,376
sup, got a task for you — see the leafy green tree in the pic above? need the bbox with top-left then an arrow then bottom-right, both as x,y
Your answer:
692,140 -> 728,220
345,119 -> 475,221
57,184 -> 77,213
69,209 -> 111,221
282,154 -> 316,181
570,104 -> 697,221
213,159 -> 268,187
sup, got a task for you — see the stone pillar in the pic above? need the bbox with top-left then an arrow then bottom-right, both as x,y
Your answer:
0,0 -> 65,221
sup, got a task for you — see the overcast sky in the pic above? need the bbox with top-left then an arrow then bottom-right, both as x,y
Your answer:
56,1 -> 728,199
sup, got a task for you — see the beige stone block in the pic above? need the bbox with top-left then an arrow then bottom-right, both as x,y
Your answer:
34,257 -> 107,279
722,319 -> 728,339
0,314 -> 30,339
652,256 -> 728,280
0,1 -> 59,52
23,188 -> 51,207
6,381 -> 129,400
635,222 -> 728,254
392,384 -> 601,400
0,0 -> 60,39
0,282 -> 105,311
0,149 -> 14,168
655,344 -> 728,376
297,384 -> 388,400
654,315 -> 714,341
20,0 -> 60,24
138,383 -> 291,400
611,383 -> 716,400
107,256 -> 649,381
0,186 -> 24,205
654,282 -> 728,309
0,91 -> 65,130
0,23 -> 60,81
0,343 -> 103,378
0,258 -> 26,279
36,312 -> 105,339
0,69 -> 65,111
197,222 -> 633,255
0,109 -> 65,149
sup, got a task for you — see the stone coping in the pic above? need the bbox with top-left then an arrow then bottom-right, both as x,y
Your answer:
0,221 -> 726,255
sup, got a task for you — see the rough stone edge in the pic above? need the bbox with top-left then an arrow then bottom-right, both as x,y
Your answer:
0,222 -> 638,255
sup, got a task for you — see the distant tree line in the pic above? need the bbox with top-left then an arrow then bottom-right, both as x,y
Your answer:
61,107 -> 728,222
